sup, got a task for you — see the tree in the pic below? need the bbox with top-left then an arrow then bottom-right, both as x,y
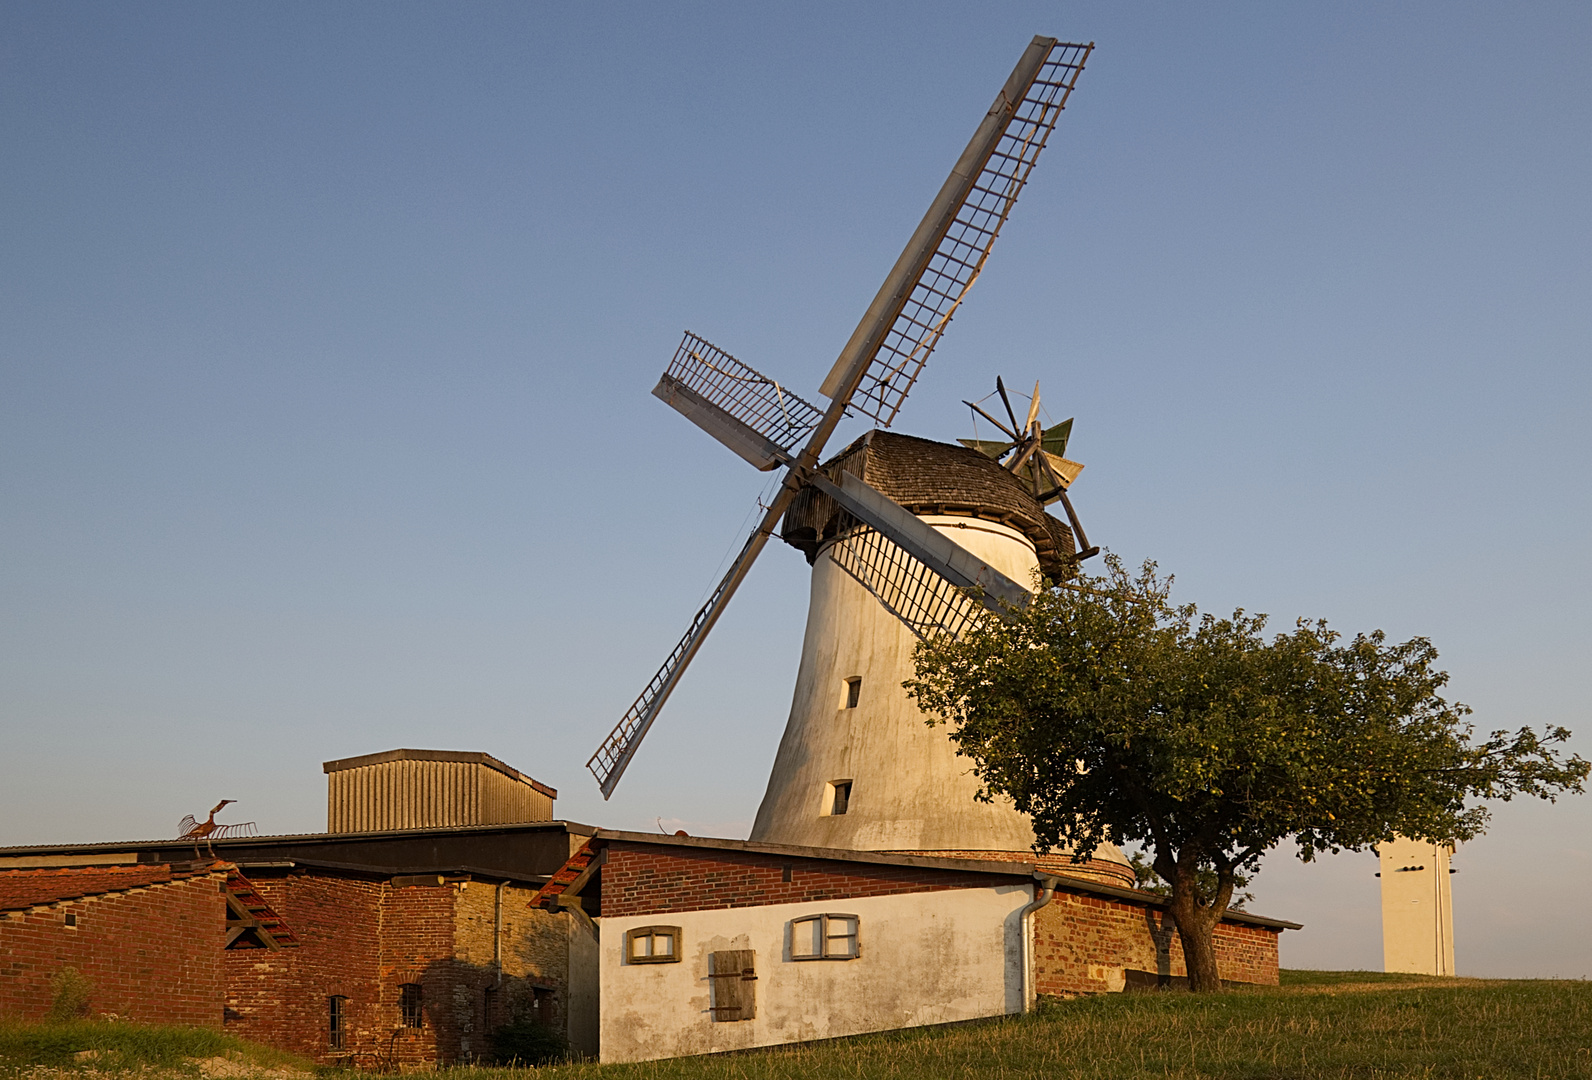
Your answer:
906,556 -> 1588,992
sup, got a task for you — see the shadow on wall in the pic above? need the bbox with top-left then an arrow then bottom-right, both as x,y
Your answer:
407,957 -> 564,1068
241,957 -> 564,1070
1142,907 -> 1176,984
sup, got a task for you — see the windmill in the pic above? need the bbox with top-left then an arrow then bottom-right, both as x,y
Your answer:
586,38 -> 1113,853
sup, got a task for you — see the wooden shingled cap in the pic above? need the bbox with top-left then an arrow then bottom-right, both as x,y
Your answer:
781,430 -> 1077,579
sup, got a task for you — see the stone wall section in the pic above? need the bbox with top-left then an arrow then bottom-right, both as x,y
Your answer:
889,850 -> 1137,889
600,844 -> 1026,919
445,881 -> 567,1061
1031,891 -> 1280,995
0,871 -> 225,1025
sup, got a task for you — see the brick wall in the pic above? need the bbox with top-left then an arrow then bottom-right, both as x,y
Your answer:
600,843 -> 1028,918
224,874 -> 384,1060
1031,890 -> 1280,995
889,849 -> 1137,889
0,871 -> 225,1025
223,872 -> 570,1067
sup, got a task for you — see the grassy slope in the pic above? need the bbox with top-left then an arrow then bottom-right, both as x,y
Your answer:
3,972 -> 1587,1078
512,970 -> 1592,1080
0,1018 -> 308,1075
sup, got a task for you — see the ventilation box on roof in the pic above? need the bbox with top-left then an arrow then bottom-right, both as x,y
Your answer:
322,749 -> 557,833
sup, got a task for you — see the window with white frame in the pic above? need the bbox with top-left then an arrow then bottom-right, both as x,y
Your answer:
625,925 -> 681,964
791,914 -> 859,960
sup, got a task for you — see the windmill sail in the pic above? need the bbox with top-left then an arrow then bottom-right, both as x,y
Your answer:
804,470 -> 1030,614
819,38 -> 1093,426
654,332 -> 824,470
827,526 -> 988,641
586,493 -> 795,798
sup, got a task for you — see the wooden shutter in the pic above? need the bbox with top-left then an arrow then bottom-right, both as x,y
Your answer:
709,950 -> 756,1022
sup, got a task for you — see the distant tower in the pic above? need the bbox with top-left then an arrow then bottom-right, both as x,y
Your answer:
751,431 -> 1133,887
1377,836 -> 1455,975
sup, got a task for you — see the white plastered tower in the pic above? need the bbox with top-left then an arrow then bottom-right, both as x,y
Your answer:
1378,836 -> 1456,975
751,431 -> 1133,887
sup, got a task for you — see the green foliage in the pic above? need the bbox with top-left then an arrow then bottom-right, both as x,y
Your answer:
486,1015 -> 568,1067
47,967 -> 93,1020
905,555 -> 1588,989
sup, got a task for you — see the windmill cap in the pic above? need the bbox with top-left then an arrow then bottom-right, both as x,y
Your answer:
782,430 -> 1077,579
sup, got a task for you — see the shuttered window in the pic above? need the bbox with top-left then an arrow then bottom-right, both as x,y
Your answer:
709,950 -> 756,1021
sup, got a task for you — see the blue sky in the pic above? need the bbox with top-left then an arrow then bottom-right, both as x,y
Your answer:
2,2 -> 1588,977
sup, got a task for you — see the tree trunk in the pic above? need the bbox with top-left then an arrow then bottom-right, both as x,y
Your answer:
1163,853 -> 1230,992
1169,902 -> 1223,992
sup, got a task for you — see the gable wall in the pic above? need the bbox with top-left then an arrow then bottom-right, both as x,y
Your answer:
0,871 -> 225,1025
600,886 -> 1031,1063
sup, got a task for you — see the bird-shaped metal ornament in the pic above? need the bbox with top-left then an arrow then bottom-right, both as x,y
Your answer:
177,799 -> 258,857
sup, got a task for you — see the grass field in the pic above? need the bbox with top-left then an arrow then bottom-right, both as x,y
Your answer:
0,1017 -> 306,1077
501,970 -> 1592,1080
2,971 -> 1587,1079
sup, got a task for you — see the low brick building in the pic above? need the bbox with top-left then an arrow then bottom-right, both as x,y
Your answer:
535,831 -> 1298,1063
0,818 -> 600,1064
0,749 -> 1299,1066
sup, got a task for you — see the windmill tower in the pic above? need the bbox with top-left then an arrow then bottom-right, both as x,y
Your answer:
587,37 -> 1130,885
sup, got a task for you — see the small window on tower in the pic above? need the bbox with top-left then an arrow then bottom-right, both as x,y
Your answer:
825,780 -> 852,816
843,677 -> 861,709
399,983 -> 423,1028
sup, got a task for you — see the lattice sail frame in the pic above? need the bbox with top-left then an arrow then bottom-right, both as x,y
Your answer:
848,43 -> 1092,427
827,524 -> 988,641
664,332 -> 823,452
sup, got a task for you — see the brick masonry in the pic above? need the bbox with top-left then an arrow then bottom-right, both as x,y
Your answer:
223,870 -> 567,1067
1032,890 -> 1281,994
598,843 -> 1030,918
0,869 -> 226,1025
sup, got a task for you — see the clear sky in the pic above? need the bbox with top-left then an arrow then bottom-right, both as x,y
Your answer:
2,2 -> 1588,978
